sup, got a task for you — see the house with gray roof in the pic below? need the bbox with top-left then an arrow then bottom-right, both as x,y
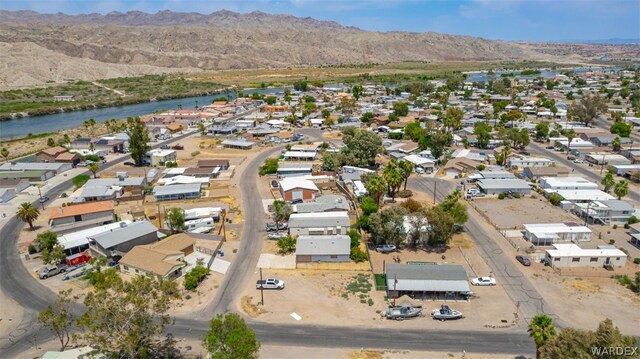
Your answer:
295,235 -> 350,263
477,179 -> 532,195
385,264 -> 471,299
152,183 -> 201,201
288,212 -> 350,236
88,221 -> 159,259
292,195 -> 350,214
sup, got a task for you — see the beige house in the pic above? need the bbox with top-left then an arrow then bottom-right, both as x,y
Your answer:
119,233 -> 196,280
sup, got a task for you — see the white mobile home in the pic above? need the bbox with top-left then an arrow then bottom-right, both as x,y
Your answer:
544,244 -> 627,268
524,223 -> 592,246
540,176 -> 598,191
288,212 -> 350,236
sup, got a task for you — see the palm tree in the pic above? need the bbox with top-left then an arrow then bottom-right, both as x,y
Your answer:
365,175 -> 387,206
0,147 -> 9,162
614,180 -> 629,200
88,162 -> 99,179
383,161 -> 404,201
399,160 -> 414,191
17,202 -> 40,230
528,314 -> 557,359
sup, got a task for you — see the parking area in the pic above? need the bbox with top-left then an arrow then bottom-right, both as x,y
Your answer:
472,196 -> 578,230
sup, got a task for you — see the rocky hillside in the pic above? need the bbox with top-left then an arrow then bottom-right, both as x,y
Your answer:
0,10 -> 637,89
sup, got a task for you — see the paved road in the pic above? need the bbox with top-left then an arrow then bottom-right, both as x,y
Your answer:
0,129 -> 535,357
409,177 -> 563,326
528,141 -> 640,202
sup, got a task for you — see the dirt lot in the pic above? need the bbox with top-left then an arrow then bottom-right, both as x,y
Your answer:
472,196 -> 578,230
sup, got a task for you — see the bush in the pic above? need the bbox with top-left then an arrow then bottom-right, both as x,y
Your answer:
612,225 -> 618,230
190,151 -> 200,157
634,258 -> 640,265
259,158 -> 279,176
397,189 -> 413,198
625,224 -> 630,229
276,236 -> 296,254
347,229 -> 360,248
498,193 -> 506,200
84,154 -> 100,162
360,196 -> 378,215
184,266 -> 210,291
547,193 -> 563,206
400,198 -> 423,213
350,246 -> 369,263
165,161 -> 177,168
628,216 -> 639,225
513,192 -> 522,199
609,239 -> 616,244
476,164 -> 486,171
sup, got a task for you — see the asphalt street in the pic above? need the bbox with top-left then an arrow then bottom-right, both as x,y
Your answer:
409,177 -> 564,326
0,127 -> 536,357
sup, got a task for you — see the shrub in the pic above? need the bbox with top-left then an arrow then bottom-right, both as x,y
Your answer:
634,258 -> 640,265
397,189 -> 413,198
259,158 -> 279,176
476,164 -> 486,171
625,224 -> 630,229
498,193 -> 505,200
400,198 -> 423,213
360,196 -> 378,215
84,154 -> 100,162
350,246 -> 369,263
609,239 -> 616,244
547,193 -> 563,206
276,236 -> 296,254
612,225 -> 618,230
190,151 -> 200,157
184,266 -> 210,291
628,216 -> 639,225
513,192 -> 521,199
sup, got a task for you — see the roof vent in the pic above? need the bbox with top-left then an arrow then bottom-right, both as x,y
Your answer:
119,222 -> 127,228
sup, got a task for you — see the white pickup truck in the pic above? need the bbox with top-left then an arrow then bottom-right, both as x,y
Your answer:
256,278 -> 285,290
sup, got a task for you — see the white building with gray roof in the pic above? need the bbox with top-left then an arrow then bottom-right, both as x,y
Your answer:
295,235 -> 350,263
288,212 -> 350,236
385,264 -> 471,299
88,221 -> 160,259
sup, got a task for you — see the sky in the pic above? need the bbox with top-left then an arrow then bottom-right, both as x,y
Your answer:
2,0 -> 639,42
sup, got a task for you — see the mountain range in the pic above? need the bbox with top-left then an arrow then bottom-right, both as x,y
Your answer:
0,10 -> 638,89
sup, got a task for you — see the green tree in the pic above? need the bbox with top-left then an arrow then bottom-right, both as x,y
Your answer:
360,196 -> 378,215
382,160 -> 404,201
184,265 -> 209,290
528,313 -> 557,359
42,244 -> 66,265
321,152 -> 342,172
264,96 -> 277,105
568,94 -> 608,126
17,202 -> 39,230
126,117 -> 151,166
276,235 -> 296,254
565,129 -> 576,154
88,162 -> 99,179
352,85 -> 363,100
439,193 -> 468,225
293,81 -> 308,92
474,122 -> 493,149
367,206 -> 408,246
38,289 -> 75,351
340,127 -> 382,167
203,313 -> 260,359
78,275 -> 174,358
444,107 -> 464,131
273,200 -> 292,229
535,122 -> 550,140
612,136 -> 622,152
404,121 -> 423,142
365,175 -> 387,206
360,112 -> 375,123
399,160 -> 414,191
419,130 -> 452,161
610,121 -> 631,137
601,172 -> 615,192
321,109 -> 331,120
393,102 -> 409,116
34,230 -> 58,252
425,206 -> 455,246
198,122 -> 206,136
258,158 -> 279,176
166,208 -> 185,233
614,180 -> 629,200
0,147 -> 9,161
47,137 -> 56,147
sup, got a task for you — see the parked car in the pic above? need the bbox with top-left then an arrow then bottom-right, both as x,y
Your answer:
271,180 -> 279,188
516,255 -> 531,266
415,167 -> 425,174
77,161 -> 88,167
545,146 -> 555,150
471,277 -> 496,286
266,223 -> 278,232
123,161 -> 135,166
256,278 -> 285,290
268,232 -> 288,240
39,264 -> 67,279
39,196 -> 50,203
277,222 -> 288,230
519,150 -> 530,156
573,159 -> 584,164
160,144 -> 170,149
376,244 -> 397,253
466,188 -> 480,195
290,198 -> 304,205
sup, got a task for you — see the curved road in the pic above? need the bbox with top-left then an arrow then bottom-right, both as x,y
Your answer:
0,130 -> 535,357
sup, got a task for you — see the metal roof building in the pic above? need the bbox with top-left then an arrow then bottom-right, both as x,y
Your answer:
476,179 -> 532,195
385,264 -> 471,299
295,235 -> 350,263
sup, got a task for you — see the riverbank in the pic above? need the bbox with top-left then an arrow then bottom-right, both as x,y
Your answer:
1,86 -> 234,121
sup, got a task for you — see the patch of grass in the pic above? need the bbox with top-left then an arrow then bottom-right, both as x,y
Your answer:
374,273 -> 386,291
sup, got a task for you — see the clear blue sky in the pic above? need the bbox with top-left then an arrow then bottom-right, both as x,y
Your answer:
2,0 -> 639,42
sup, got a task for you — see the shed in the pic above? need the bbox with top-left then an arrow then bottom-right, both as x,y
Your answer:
385,264 -> 471,299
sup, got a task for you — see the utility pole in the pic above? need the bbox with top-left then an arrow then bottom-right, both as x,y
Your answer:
584,201 -> 592,227
433,180 -> 437,204
259,267 -> 265,306
600,154 -> 606,175
37,186 -> 44,210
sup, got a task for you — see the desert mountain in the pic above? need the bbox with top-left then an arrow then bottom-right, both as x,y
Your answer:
0,10 -> 637,89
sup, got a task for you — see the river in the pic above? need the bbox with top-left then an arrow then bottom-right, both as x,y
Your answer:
0,87 -> 286,140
